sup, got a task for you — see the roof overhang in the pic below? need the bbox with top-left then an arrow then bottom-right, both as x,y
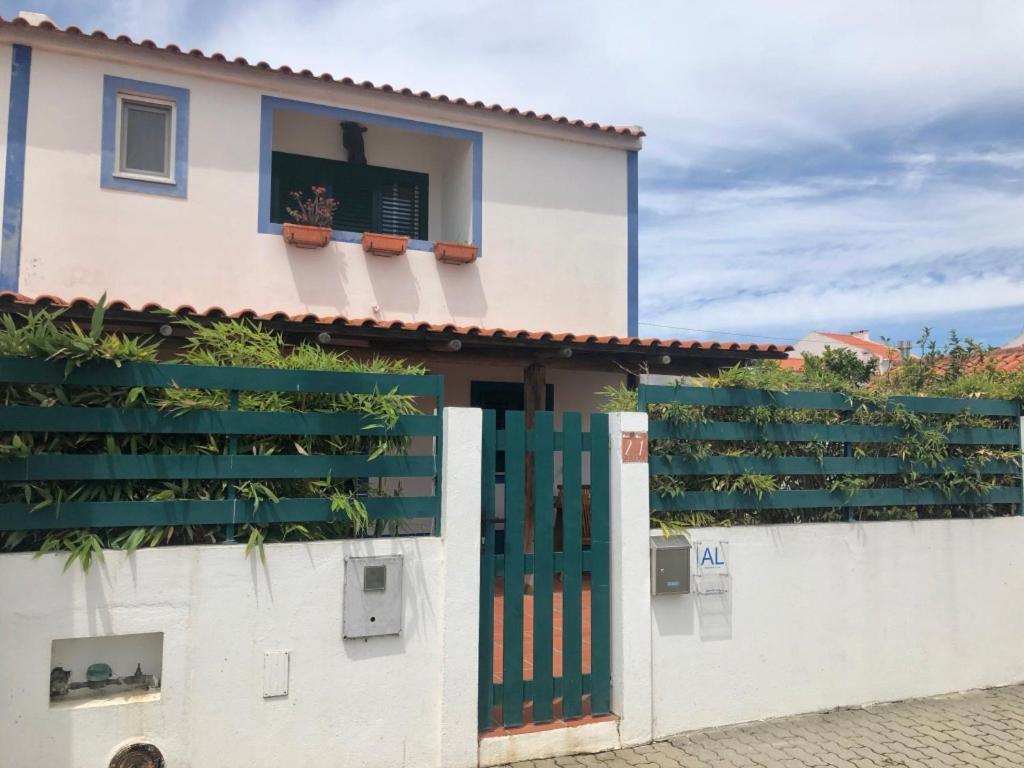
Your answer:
0,293 -> 791,376
0,15 -> 644,149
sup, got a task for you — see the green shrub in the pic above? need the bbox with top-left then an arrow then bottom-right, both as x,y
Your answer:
0,299 -> 428,570
601,330 -> 1023,529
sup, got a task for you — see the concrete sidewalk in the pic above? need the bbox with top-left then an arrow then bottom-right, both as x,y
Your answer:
497,684 -> 1024,768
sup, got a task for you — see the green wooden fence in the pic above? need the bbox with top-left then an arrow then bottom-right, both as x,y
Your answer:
639,384 -> 1022,519
0,357 -> 444,532
478,410 -> 611,730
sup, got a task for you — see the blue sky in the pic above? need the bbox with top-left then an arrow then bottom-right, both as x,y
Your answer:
7,0 -> 1024,349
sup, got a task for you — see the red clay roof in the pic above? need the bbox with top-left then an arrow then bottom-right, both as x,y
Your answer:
0,292 -> 791,357
968,346 -> 1024,373
0,15 -> 643,140
777,357 -> 805,370
816,332 -> 902,361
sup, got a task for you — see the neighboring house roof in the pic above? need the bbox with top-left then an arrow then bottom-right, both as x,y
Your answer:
0,293 -> 791,361
0,15 -> 644,140
962,346 -> 1024,373
814,332 -> 902,361
777,357 -> 805,371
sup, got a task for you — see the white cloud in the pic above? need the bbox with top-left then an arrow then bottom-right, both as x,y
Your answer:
25,0 -> 1024,343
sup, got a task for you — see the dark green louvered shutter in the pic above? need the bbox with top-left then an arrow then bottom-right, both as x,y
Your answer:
331,162 -> 374,234
271,152 -> 428,239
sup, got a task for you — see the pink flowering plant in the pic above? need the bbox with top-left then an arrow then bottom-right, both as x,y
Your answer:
286,186 -> 338,228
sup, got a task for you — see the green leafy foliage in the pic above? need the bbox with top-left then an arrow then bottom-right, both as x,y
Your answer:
599,329 -> 1022,528
0,298 -> 428,569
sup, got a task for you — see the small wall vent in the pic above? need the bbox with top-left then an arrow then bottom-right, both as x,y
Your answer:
109,743 -> 164,768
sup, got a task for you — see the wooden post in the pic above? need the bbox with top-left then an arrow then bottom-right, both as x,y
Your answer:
523,363 -> 546,569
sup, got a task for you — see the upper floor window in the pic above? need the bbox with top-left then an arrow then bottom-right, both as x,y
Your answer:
117,95 -> 175,182
259,97 -> 482,252
101,76 -> 190,198
270,152 -> 428,240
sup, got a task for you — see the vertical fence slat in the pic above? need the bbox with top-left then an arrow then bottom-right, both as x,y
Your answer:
589,412 -> 611,715
478,410 -> 497,731
531,410 -> 555,723
501,411 -> 526,727
561,412 -> 584,719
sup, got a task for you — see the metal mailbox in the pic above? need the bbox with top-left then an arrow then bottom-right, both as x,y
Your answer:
650,536 -> 691,595
343,555 -> 403,638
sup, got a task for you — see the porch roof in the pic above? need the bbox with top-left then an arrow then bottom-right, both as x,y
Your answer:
0,292 -> 791,375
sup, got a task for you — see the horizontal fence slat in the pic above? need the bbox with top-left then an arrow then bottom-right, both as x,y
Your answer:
887,395 -> 1020,417
649,420 -> 1020,446
649,456 -> 1020,477
0,406 -> 439,437
0,357 -> 444,396
493,550 -> 594,575
651,486 -> 1021,512
490,674 -> 592,702
495,431 -> 593,451
640,384 -> 1018,417
642,386 -> 853,410
0,454 -> 436,482
0,496 -> 439,530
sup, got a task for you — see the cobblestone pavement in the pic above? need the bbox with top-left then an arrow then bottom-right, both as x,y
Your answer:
499,684 -> 1024,768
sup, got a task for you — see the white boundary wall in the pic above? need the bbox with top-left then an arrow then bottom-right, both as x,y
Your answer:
0,408 -> 481,768
4,408 -> 1024,766
605,411 -> 1024,741
650,517 -> 1024,737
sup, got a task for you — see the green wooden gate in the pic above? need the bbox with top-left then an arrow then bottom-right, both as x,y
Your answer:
478,410 -> 611,730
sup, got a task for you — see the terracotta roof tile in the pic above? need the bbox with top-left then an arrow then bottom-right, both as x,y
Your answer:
0,292 -> 791,357
816,332 -> 902,360
0,15 -> 643,140
962,346 -> 1024,373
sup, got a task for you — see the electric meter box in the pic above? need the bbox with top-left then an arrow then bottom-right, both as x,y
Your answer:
343,555 -> 403,638
650,536 -> 691,595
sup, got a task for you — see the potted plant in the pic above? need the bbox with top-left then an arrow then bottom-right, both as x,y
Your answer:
361,232 -> 409,257
282,186 -> 337,249
433,241 -> 478,265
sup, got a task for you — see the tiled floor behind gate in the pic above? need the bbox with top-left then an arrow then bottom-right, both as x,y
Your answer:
487,578 -> 594,728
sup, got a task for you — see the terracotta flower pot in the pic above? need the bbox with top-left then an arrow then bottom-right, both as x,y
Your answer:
433,241 -> 478,265
282,223 -> 332,249
362,232 -> 409,257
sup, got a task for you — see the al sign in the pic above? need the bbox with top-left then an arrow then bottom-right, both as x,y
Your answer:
695,541 -> 727,572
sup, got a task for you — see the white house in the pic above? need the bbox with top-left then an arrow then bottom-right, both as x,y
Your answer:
789,330 -> 902,372
0,10 -> 787,422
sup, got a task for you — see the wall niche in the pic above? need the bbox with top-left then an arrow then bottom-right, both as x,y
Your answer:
49,632 -> 163,708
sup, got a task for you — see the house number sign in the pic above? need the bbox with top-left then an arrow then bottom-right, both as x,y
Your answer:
621,432 -> 648,463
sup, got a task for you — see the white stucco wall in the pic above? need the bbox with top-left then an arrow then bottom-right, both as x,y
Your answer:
650,518 -> 1024,737
6,35 -> 634,336
0,539 -> 445,767
0,408 -> 482,768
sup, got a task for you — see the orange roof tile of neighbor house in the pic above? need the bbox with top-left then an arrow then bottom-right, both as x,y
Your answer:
977,346 -> 1024,373
0,292 -> 792,357
0,13 -> 643,140
815,332 -> 903,361
777,357 -> 805,370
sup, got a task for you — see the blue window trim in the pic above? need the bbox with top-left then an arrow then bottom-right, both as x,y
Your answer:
0,44 -> 31,292
258,95 -> 484,256
627,149 -> 639,337
101,76 -> 190,198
